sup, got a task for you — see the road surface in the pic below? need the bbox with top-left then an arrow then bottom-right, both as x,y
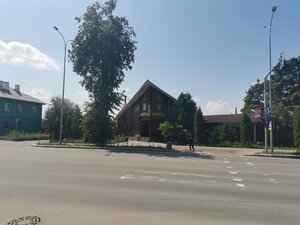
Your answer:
0,141 -> 299,225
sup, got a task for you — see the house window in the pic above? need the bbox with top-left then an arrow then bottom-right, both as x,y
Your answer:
157,103 -> 162,112
142,103 -> 147,111
32,106 -> 37,113
18,104 -> 23,112
4,103 -> 10,112
134,104 -> 139,112
4,121 -> 8,129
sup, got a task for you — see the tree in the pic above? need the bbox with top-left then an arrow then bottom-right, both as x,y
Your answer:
273,57 -> 300,112
43,96 -> 83,141
240,112 -> 252,147
194,107 -> 205,145
176,93 -> 197,134
70,0 -> 137,145
243,57 -> 300,113
243,79 -> 264,113
159,121 -> 189,145
293,106 -> 300,148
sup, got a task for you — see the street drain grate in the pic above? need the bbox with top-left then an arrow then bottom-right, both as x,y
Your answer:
7,216 -> 41,225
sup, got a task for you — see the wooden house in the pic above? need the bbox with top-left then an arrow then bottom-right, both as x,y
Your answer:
115,80 -> 176,141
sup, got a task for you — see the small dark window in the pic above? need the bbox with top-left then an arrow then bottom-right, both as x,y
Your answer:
18,104 -> 23,112
134,105 -> 139,112
157,103 -> 162,112
4,121 -> 8,129
4,103 -> 10,112
32,106 -> 37,113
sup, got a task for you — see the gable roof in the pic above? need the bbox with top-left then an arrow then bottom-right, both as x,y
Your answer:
115,80 -> 176,119
0,87 -> 45,104
204,113 -> 260,124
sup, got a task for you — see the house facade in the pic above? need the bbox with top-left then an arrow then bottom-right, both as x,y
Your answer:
116,80 -> 176,141
0,81 -> 44,135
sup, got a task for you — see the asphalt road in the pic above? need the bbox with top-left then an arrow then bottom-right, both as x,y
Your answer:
0,141 -> 299,225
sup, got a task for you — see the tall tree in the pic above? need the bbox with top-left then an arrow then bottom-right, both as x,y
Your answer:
243,79 -> 264,113
293,106 -> 300,148
243,57 -> 300,113
176,92 -> 197,135
240,112 -> 252,147
194,107 -> 205,145
44,96 -> 83,141
70,0 -> 137,145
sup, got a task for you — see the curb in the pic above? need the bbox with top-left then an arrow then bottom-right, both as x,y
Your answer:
32,144 -> 201,156
249,153 -> 300,159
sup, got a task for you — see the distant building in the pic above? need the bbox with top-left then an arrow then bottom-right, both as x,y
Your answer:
116,80 -> 176,141
204,112 -> 263,143
0,80 -> 44,134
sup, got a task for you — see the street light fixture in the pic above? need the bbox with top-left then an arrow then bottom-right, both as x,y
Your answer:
53,26 -> 72,144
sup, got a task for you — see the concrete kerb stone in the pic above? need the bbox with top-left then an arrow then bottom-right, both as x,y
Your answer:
31,143 -> 199,156
249,153 -> 300,159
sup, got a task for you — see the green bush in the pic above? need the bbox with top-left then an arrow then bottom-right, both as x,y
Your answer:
0,130 -> 49,141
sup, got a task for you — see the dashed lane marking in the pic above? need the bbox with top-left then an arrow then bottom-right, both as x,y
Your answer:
223,161 -> 230,163
236,183 -> 246,188
120,175 -> 134,180
229,171 -> 238,175
246,162 -> 255,166
233,178 -> 242,182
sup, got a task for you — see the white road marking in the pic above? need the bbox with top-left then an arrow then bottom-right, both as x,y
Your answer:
269,178 -> 279,184
246,162 -> 255,166
134,170 -> 219,178
236,183 -> 246,188
120,175 -> 134,180
229,171 -> 238,175
233,178 -> 242,182
226,166 -> 234,169
223,161 -> 230,163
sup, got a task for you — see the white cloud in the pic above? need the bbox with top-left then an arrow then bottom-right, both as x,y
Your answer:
0,40 -> 59,70
76,90 -> 89,99
203,100 -> 230,115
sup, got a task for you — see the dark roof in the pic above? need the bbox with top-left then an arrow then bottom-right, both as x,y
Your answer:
115,80 -> 176,119
204,113 -> 260,124
0,87 -> 45,104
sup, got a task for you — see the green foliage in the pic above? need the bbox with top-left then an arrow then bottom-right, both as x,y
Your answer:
243,79 -> 264,113
205,123 -> 240,146
70,0 -> 136,145
159,121 -> 189,145
273,58 -> 300,112
81,102 -> 113,145
194,107 -> 205,145
293,106 -> 300,148
240,112 -> 252,147
43,96 -> 83,141
0,130 -> 49,141
176,93 -> 197,134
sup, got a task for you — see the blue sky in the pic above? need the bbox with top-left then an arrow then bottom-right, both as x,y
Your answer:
0,0 -> 299,115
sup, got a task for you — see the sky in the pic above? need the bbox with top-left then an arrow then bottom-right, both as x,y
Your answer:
0,0 -> 299,116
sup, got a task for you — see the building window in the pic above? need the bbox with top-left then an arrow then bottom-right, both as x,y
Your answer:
134,104 -> 139,112
142,103 -> 147,111
18,104 -> 23,112
4,121 -> 8,129
4,103 -> 10,112
157,103 -> 162,112
32,106 -> 37,113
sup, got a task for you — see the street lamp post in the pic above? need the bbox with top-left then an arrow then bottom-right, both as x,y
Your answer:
53,26 -> 72,144
268,6 -> 277,153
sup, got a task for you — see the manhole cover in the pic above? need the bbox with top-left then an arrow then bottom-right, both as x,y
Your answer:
7,216 -> 41,225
